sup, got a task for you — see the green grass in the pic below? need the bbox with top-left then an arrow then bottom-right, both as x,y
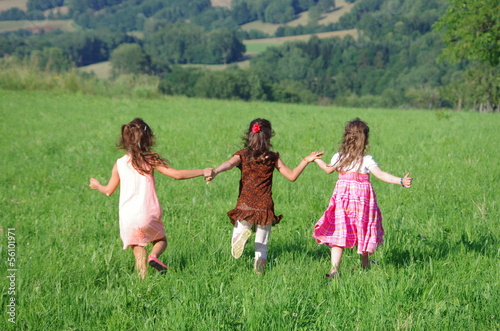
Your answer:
0,90 -> 499,330
243,42 -> 275,54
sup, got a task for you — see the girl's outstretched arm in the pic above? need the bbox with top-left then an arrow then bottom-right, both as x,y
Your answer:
314,158 -> 336,174
276,152 -> 323,182
89,163 -> 120,196
156,164 -> 213,180
370,166 -> 412,188
210,155 -> 241,182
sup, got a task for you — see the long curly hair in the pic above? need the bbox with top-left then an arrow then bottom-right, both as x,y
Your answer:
333,118 -> 370,172
242,118 -> 278,164
117,118 -> 168,175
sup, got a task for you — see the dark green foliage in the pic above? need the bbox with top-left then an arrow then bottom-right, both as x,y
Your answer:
69,0 -> 211,31
29,47 -> 73,72
110,43 -> 150,75
144,23 -> 245,65
434,0 -> 500,67
27,0 -> 65,12
194,69 -> 252,100
264,0 -> 296,24
47,30 -> 136,66
0,30 -> 135,67
274,23 -> 338,38
66,0 -> 125,13
158,67 -> 204,97
190,7 -> 240,31
0,8 -> 26,21
157,66 -> 315,104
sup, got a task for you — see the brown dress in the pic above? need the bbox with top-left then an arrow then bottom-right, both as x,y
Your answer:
227,149 -> 283,226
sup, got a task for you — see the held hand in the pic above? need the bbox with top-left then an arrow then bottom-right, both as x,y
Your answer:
204,168 -> 215,184
89,178 -> 100,190
401,173 -> 412,188
304,151 -> 324,163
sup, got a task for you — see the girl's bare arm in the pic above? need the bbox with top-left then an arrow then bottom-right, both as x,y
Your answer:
276,152 -> 323,182
370,166 -> 412,188
314,158 -> 336,174
156,164 -> 212,180
212,155 -> 241,177
89,163 -> 120,196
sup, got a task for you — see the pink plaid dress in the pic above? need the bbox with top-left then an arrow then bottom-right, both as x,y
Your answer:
312,171 -> 384,255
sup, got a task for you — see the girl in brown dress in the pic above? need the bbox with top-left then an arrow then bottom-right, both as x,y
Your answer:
208,118 -> 323,274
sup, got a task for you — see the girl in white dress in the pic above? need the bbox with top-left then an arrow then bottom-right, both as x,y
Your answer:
90,118 -> 212,279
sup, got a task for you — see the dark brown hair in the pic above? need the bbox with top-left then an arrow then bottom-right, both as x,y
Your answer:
242,118 -> 277,164
333,118 -> 370,172
117,118 -> 168,174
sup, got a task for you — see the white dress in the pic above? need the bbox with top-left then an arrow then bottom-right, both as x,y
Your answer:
116,154 -> 165,249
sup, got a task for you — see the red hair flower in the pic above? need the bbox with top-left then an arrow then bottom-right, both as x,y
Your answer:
252,123 -> 261,133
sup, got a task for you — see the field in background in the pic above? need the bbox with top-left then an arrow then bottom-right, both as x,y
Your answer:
0,90 -> 498,329
79,61 -> 113,79
0,19 -> 75,33
0,0 -> 27,12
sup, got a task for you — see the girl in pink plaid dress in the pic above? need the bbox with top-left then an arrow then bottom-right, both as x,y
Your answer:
312,118 -> 412,277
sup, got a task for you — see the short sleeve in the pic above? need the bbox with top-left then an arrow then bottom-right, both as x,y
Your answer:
363,155 -> 378,172
330,153 -> 340,166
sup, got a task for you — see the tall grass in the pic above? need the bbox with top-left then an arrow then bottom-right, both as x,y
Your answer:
0,57 -> 160,99
0,90 -> 498,330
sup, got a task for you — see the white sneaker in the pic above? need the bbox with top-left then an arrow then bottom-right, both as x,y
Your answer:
231,229 -> 251,259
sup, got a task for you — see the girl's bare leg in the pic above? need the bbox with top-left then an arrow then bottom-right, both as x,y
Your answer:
361,253 -> 370,269
132,245 -> 148,279
328,246 -> 343,276
150,238 -> 167,258
330,246 -> 344,276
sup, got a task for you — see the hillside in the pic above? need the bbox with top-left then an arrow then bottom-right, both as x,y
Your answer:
242,0 -> 356,33
1,0 -> 497,111
0,0 -> 27,12
0,19 -> 74,33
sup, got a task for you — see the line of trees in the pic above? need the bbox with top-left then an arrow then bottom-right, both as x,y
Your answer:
0,22 -> 246,70
5,0 -> 341,32
0,30 -> 136,67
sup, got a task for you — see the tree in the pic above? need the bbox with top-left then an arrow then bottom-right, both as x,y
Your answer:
29,47 -> 72,72
318,0 -> 335,13
110,43 -> 149,75
308,6 -> 321,26
434,0 -> 500,66
206,29 -> 245,64
194,70 -> 251,100
27,0 -> 64,12
158,67 -> 203,97
264,0 -> 294,24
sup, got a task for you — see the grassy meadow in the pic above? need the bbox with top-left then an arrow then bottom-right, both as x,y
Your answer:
0,90 -> 499,330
